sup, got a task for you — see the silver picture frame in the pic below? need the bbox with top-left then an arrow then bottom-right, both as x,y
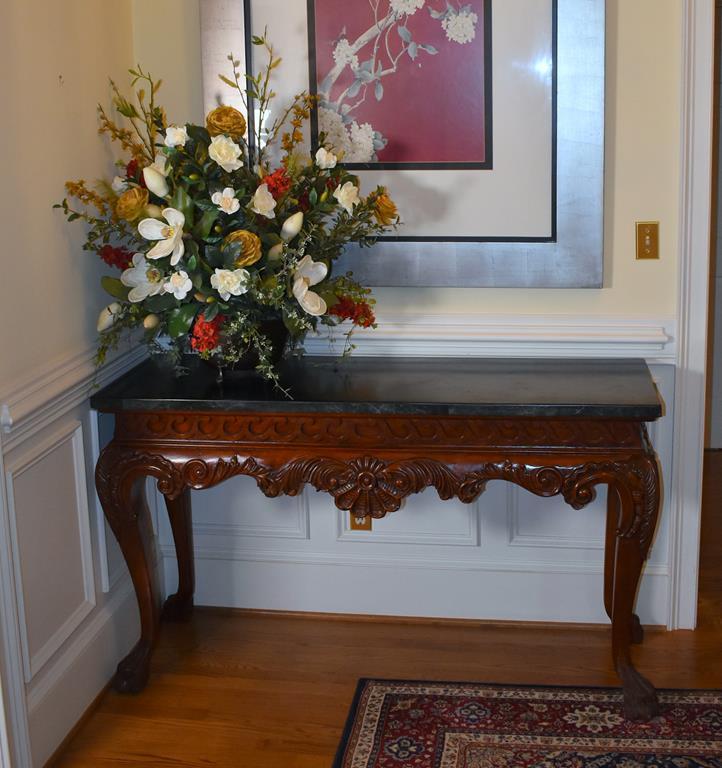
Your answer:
200,0 -> 605,288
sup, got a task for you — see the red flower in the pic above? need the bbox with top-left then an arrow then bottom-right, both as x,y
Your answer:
191,314 -> 223,353
297,190 -> 311,212
329,297 -> 376,328
325,176 -> 339,192
98,244 -> 134,270
264,168 -> 292,200
125,159 -> 146,188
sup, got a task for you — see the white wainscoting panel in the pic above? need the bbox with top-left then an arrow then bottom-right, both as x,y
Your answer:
88,412 -> 127,593
4,423 -> 95,684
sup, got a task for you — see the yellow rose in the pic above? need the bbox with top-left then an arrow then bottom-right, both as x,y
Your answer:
206,106 -> 247,140
373,192 -> 399,227
223,229 -> 262,268
116,187 -> 149,222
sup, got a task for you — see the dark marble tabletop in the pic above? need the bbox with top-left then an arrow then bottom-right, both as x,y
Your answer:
89,355 -> 663,419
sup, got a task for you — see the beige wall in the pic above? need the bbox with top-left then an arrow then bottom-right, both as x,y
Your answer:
0,0 -> 683,391
133,0 -> 683,319
0,1 -> 135,388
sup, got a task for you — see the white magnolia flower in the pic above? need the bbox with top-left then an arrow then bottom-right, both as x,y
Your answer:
138,207 -> 186,265
210,268 -> 250,301
333,38 -> 359,71
97,302 -> 121,332
281,211 -> 304,242
164,125 -> 189,148
163,270 -> 193,300
315,147 -> 337,170
111,175 -> 128,194
250,183 -> 276,219
333,181 -> 361,215
293,255 -> 327,316
208,134 -> 243,172
390,0 -> 425,16
120,253 -> 167,302
211,187 -> 241,215
442,9 -> 478,44
267,243 -> 284,263
143,167 -> 169,198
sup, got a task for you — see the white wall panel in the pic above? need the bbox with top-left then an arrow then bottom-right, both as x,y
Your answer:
4,424 -> 95,683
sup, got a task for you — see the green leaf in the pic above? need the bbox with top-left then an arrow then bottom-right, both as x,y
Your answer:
171,186 -> 194,225
204,302 -> 220,321
398,25 -> 412,43
144,293 -> 177,312
187,125 -> 211,146
167,303 -> 199,338
309,188 -> 319,206
101,276 -> 130,301
193,209 -> 219,240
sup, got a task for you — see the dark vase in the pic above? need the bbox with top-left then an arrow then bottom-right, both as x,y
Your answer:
204,316 -> 290,383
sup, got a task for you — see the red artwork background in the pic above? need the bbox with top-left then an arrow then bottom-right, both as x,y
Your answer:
311,1 -> 489,165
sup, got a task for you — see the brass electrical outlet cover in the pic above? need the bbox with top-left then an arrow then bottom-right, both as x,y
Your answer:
636,221 -> 660,260
349,513 -> 372,531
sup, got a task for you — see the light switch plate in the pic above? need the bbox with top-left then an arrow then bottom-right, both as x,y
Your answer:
636,221 -> 660,260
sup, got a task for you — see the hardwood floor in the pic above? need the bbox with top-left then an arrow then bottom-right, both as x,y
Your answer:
52,453 -> 722,767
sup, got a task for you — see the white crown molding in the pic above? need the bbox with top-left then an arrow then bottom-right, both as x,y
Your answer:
0,344 -> 146,451
303,314 -> 677,362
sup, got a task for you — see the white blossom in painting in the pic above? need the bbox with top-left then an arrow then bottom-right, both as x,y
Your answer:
348,122 -> 375,163
318,108 -> 376,164
333,38 -> 359,71
442,8 -> 479,45
390,0 -> 425,16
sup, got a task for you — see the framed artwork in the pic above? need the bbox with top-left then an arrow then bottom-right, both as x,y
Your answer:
307,0 -> 493,171
200,0 -> 605,287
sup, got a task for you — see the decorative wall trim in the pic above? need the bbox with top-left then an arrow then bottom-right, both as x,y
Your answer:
668,0 -> 715,630
194,493 -> 311,542
25,575 -> 134,715
162,543 -> 668,578
4,423 -> 96,684
507,485 -> 605,550
0,433 -> 32,767
0,344 -> 146,451
303,314 -> 677,361
336,502 -> 480,547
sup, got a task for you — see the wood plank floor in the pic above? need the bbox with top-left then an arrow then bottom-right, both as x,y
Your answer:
52,452 -> 722,767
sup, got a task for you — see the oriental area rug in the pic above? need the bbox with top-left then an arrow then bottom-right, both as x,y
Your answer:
333,679 -> 722,768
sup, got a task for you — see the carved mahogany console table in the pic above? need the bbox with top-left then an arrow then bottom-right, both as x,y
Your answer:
91,355 -> 663,720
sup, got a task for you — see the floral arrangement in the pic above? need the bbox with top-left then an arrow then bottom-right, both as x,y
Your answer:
56,34 -> 399,386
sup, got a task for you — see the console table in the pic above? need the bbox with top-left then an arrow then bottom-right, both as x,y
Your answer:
90,355 -> 663,720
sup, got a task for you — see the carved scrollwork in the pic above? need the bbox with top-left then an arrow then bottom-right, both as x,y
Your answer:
457,462 -> 568,504
97,444 -> 660,556
561,457 -> 660,558
95,444 -> 182,532
117,412 -> 643,450
247,455 -> 460,517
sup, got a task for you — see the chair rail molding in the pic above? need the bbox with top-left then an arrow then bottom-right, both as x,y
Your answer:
303,314 -> 677,363
668,0 -> 715,630
0,344 -> 146,452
